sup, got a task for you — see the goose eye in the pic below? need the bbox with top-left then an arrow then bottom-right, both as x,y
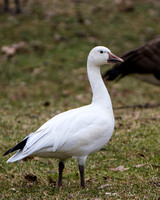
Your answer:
100,51 -> 103,54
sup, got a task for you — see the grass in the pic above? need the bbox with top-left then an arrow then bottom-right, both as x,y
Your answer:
0,0 -> 160,199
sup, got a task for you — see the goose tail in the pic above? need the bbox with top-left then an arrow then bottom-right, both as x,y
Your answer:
3,137 -> 29,163
6,150 -> 27,163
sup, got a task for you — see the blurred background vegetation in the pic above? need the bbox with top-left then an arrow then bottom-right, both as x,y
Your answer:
0,0 -> 160,109
0,0 -> 160,199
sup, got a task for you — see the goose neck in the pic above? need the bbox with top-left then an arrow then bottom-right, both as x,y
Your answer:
87,61 -> 113,109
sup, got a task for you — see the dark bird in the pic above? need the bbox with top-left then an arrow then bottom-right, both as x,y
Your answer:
4,0 -> 21,14
103,37 -> 160,85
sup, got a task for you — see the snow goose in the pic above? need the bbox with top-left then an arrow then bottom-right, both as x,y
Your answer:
103,37 -> 160,85
3,46 -> 123,188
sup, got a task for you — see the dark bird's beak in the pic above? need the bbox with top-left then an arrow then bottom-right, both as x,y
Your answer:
108,52 -> 124,63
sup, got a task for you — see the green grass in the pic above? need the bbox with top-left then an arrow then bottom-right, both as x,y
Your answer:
0,0 -> 160,199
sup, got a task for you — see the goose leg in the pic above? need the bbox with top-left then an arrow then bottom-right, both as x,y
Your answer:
4,0 -> 9,12
58,161 -> 64,187
14,0 -> 21,13
78,165 -> 85,188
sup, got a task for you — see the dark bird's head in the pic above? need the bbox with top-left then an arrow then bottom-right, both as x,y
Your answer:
103,37 -> 160,85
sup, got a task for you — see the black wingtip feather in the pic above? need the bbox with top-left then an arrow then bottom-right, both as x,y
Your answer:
3,137 -> 28,156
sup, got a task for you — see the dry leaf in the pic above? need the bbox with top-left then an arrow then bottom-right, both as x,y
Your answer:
67,194 -> 74,199
151,181 -> 160,187
1,41 -> 27,57
1,46 -> 16,56
98,184 -> 112,189
48,177 -> 56,186
105,192 -> 117,196
86,178 -> 95,183
47,170 -> 56,174
134,163 -> 147,168
12,41 -> 26,50
108,165 -> 130,171
24,173 -> 37,182
115,0 -> 134,12
32,67 -> 43,76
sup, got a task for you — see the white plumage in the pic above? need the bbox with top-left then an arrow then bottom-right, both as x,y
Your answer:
4,46 -> 123,188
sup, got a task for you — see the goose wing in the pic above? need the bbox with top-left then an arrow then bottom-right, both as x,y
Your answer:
5,105 -> 113,162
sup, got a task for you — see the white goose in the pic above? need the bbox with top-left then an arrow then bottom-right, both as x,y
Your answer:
4,46 -> 123,188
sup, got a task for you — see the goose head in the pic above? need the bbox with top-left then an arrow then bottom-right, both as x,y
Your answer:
88,46 -> 123,66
